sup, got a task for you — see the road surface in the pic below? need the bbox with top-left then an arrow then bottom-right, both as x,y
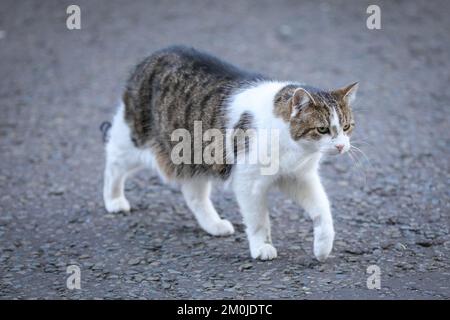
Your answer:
0,0 -> 449,299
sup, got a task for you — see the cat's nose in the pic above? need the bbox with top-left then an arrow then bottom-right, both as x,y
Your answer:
335,144 -> 344,153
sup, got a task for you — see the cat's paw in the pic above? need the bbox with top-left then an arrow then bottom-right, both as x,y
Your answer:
251,244 -> 278,260
105,197 -> 131,213
313,226 -> 334,262
204,219 -> 235,236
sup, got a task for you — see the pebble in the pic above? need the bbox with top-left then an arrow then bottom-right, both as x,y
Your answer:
128,258 -> 142,266
239,263 -> 253,271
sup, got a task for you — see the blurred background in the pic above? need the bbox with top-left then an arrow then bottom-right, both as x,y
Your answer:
0,0 -> 448,299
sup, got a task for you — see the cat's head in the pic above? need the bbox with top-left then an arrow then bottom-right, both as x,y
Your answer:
285,83 -> 358,155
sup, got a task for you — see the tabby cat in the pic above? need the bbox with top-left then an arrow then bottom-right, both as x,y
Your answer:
103,46 -> 358,261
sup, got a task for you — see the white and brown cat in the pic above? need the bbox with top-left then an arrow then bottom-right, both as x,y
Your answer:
103,46 -> 358,261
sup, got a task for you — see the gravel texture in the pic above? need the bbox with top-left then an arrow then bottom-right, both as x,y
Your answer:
0,0 -> 449,299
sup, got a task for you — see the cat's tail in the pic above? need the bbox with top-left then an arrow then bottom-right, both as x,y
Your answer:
100,121 -> 112,143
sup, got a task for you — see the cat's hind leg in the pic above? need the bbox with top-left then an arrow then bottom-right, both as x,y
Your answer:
103,104 -> 145,213
181,179 -> 234,236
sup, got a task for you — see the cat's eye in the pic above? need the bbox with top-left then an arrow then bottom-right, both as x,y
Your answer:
343,123 -> 354,131
317,127 -> 329,134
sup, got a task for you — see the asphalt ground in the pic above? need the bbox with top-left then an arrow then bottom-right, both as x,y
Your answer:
0,0 -> 448,299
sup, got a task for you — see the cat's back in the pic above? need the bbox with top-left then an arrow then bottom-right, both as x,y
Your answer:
124,45 -> 260,97
123,46 -> 263,147
146,45 -> 258,82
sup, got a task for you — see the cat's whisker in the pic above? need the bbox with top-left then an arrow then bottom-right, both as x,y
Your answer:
350,147 -> 372,177
351,143 -> 374,152
346,150 -> 357,168
347,150 -> 363,183
348,148 -> 367,186
351,139 -> 373,148
350,145 -> 374,172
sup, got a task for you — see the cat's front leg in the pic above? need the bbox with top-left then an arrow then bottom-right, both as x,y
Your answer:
279,173 -> 335,262
233,174 -> 277,260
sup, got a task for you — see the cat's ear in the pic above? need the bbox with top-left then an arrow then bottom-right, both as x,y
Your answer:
291,88 -> 315,118
334,82 -> 359,104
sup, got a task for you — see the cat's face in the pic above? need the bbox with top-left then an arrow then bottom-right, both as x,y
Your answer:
288,83 -> 358,155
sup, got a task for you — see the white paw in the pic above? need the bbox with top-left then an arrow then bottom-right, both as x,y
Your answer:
313,226 -> 334,262
204,219 -> 235,236
251,243 -> 278,260
105,197 -> 131,213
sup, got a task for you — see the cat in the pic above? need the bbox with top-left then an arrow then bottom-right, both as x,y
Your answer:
103,45 -> 358,261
